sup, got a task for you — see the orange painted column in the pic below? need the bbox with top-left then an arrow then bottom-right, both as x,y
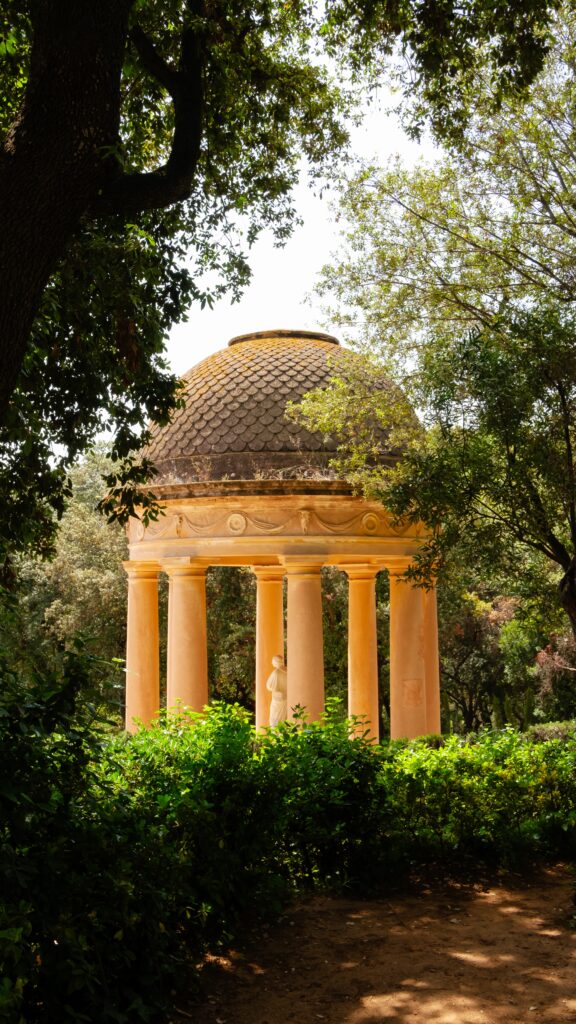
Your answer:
285,561 -> 325,722
423,584 -> 441,734
388,567 -> 428,739
253,567 -> 285,729
346,566 -> 380,741
124,561 -> 160,731
165,564 -> 208,713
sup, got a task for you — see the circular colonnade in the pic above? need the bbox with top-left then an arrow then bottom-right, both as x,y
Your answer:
124,330 -> 441,740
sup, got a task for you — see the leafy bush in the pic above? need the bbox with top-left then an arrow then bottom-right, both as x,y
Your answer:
2,677 -> 576,1024
0,652 -> 112,1023
380,728 -> 576,863
525,720 -> 576,743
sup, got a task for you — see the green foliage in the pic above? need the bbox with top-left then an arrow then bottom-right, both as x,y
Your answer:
1,0 -> 352,559
316,8 -> 576,348
438,590 -> 508,732
380,726 -> 576,862
533,632 -> 576,721
206,567 -> 256,708
431,565 -> 571,732
321,0 -> 559,142
0,651 -> 118,1023
2,678 -> 576,1023
1,213 -> 189,560
320,568 -> 392,730
389,310 -> 576,580
321,567 -> 348,703
12,449 -> 128,668
297,10 -> 576,636
255,701 -> 390,889
0,0 -> 562,558
525,719 -> 576,742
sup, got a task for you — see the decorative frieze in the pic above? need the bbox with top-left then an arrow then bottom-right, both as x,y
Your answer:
129,501 -> 417,544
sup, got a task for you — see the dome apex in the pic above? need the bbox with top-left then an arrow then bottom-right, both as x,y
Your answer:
146,329 -> 390,492
228,328 -> 339,347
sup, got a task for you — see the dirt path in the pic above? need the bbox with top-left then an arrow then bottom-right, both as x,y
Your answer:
178,866 -> 576,1024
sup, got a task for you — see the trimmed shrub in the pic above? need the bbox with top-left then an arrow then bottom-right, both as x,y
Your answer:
2,679 -> 576,1024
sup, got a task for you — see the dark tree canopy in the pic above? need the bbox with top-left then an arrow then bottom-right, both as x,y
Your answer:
0,0 -> 559,560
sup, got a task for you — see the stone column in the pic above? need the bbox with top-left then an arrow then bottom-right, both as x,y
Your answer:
423,583 -> 441,734
346,566 -> 380,741
165,563 -> 208,714
253,567 -> 285,730
124,561 -> 160,732
388,566 -> 428,739
285,560 -> 325,722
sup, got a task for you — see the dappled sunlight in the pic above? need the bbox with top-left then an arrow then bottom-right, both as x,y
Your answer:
448,950 -> 504,965
350,991 -> 492,1023
340,872 -> 576,1024
188,867 -> 576,1024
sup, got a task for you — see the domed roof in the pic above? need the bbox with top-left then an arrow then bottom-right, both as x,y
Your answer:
146,329 -> 385,487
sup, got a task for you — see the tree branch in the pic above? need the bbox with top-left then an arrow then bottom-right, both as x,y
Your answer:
93,20 -> 204,217
521,474 -> 572,568
556,379 -> 576,549
130,25 -> 180,95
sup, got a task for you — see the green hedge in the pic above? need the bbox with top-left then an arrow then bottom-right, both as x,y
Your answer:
1,669 -> 575,1024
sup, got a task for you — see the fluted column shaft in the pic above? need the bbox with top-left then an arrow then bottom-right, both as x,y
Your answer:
346,567 -> 380,740
285,561 -> 325,722
253,567 -> 285,729
124,561 -> 160,732
165,564 -> 208,713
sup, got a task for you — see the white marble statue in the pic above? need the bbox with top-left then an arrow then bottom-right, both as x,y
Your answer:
266,654 -> 288,726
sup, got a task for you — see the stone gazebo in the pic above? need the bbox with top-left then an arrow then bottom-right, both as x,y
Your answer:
124,329 -> 441,740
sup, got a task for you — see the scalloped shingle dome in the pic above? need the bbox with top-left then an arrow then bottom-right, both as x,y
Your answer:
147,329 -> 370,484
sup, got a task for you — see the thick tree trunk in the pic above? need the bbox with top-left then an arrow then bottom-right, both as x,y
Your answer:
0,0 -> 132,422
559,557 -> 576,639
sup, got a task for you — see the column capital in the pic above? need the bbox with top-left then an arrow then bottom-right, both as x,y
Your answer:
343,564 -> 382,581
387,562 -> 438,588
123,560 -> 161,579
251,564 -> 285,582
161,558 -> 208,578
385,558 -> 414,579
281,556 -> 324,577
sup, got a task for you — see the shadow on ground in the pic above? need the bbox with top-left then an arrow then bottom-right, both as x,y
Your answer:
172,866 -> 576,1024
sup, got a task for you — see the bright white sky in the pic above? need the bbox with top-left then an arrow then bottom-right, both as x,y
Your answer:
166,98 -> 438,375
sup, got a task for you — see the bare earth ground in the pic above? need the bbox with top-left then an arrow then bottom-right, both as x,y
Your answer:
172,865 -> 576,1024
